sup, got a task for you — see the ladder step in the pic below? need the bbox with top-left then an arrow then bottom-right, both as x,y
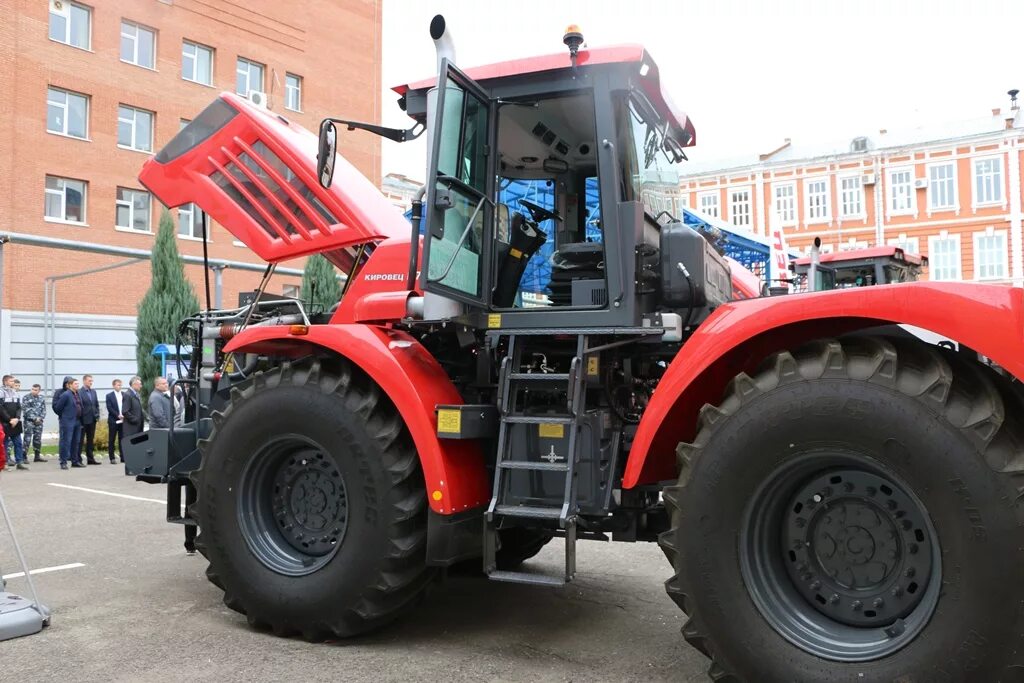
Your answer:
487,570 -> 566,587
503,416 -> 573,425
494,504 -> 564,520
499,460 -> 569,472
508,373 -> 570,381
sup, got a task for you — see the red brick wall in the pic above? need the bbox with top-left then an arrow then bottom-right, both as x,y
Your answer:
2,0 -> 382,314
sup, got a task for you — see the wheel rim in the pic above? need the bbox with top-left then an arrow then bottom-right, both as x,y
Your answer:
740,453 -> 941,662
237,436 -> 349,576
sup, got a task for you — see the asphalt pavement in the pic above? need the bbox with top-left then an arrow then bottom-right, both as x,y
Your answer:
0,462 -> 707,682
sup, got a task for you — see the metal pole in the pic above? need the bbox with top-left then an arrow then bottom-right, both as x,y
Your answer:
211,265 -> 225,309
43,281 -> 49,395
0,488 -> 47,620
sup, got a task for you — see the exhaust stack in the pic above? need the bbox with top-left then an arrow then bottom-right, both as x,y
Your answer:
430,14 -> 456,74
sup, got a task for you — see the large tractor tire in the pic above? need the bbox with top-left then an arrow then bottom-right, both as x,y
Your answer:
495,527 -> 554,570
660,336 -> 1024,682
191,359 -> 435,640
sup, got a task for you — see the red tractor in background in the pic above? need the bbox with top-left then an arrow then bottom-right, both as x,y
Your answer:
126,16 -> 1024,682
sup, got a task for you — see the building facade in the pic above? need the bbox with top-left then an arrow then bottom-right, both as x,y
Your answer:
679,107 -> 1024,287
0,0 -> 382,390
381,172 -> 423,213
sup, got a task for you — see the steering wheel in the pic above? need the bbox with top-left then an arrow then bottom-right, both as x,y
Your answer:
518,198 -> 562,224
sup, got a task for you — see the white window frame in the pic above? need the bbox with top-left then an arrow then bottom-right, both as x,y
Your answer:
49,1 -> 91,50
972,156 -> 1004,210
927,232 -> 962,281
729,188 -> 751,228
236,57 -> 265,95
838,174 -> 864,219
803,177 -> 831,223
115,187 -> 152,233
285,73 -> 303,112
282,284 -> 301,299
887,235 -> 920,255
44,175 -> 88,225
181,40 -> 214,86
178,203 -> 209,241
698,191 -> 720,219
887,166 -> 916,216
973,227 -> 1008,281
926,161 -> 958,213
773,182 -> 796,226
120,20 -> 157,70
46,87 -> 89,140
118,105 -> 154,152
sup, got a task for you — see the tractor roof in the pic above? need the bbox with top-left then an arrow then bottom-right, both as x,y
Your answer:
791,246 -> 927,268
393,45 -> 696,146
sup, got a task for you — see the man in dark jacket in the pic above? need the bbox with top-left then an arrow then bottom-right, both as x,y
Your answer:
106,379 -> 125,464
0,374 -> 27,470
53,376 -> 84,470
149,377 -> 172,429
122,376 -> 145,439
77,374 -> 101,465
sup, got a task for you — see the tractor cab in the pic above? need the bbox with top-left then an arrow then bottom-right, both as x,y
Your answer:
391,35 -> 698,329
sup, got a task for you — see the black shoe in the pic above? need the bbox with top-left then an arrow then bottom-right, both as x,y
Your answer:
60,462 -> 69,470
34,455 -> 48,463
87,459 -> 101,465
71,462 -> 86,468
16,463 -> 29,470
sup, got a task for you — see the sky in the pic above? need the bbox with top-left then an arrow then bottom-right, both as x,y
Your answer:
379,0 -> 1024,182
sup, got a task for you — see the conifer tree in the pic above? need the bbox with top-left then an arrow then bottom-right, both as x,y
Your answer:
300,254 -> 342,314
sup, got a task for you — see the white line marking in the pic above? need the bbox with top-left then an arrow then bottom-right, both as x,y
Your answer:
46,483 -> 165,504
3,562 -> 86,580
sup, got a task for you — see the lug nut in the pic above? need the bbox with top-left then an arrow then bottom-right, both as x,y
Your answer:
873,598 -> 885,608
908,543 -> 919,555
851,600 -> 862,611
810,580 -> 821,590
829,594 -> 840,605
891,586 -> 903,597
905,567 -> 916,578
795,518 -> 806,528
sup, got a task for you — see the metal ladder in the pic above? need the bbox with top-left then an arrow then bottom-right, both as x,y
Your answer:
484,333 -> 587,586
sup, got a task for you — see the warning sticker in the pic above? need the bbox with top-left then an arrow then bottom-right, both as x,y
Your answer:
437,409 -> 462,434
587,356 -> 600,376
487,313 -> 502,329
538,423 -> 565,439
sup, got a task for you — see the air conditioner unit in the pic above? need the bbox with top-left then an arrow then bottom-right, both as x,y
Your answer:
913,178 -> 928,190
248,90 -> 269,108
862,174 -> 876,185
50,0 -> 68,16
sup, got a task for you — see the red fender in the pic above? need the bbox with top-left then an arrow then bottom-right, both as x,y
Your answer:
623,282 -> 1024,488
223,324 -> 489,514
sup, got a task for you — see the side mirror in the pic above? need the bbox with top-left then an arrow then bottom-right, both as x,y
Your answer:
317,119 -> 337,188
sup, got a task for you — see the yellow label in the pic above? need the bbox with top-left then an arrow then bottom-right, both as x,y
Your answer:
587,356 -> 600,376
509,248 -> 523,259
538,423 -> 565,439
437,409 -> 461,434
487,313 -> 502,329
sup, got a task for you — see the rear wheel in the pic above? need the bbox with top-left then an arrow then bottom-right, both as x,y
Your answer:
192,359 -> 435,640
660,336 -> 1024,681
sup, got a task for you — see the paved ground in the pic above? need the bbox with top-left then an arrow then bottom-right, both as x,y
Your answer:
0,463 -> 708,682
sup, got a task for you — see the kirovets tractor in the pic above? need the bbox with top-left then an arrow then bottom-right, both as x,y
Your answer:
127,15 -> 1024,682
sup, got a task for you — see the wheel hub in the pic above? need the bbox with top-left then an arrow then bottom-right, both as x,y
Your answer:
272,451 -> 348,557
783,470 -> 933,628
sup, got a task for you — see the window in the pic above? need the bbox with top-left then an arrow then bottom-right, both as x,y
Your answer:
974,228 -> 1008,280
888,235 -> 920,255
44,176 -> 87,223
928,162 -> 956,211
282,284 -> 300,299
698,192 -> 720,218
773,183 -> 796,225
236,57 -> 265,95
120,20 -> 156,69
118,105 -> 154,152
116,188 -> 151,232
888,167 -> 915,214
49,1 -> 91,49
839,175 -> 863,218
804,178 -> 830,222
973,158 -> 1003,207
178,203 -> 207,239
285,73 -> 302,111
729,189 -> 751,227
182,41 -> 213,86
46,87 -> 88,139
179,118 -> 191,131
928,233 -> 961,281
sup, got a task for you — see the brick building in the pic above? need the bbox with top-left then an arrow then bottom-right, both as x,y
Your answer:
678,103 -> 1024,287
0,0 -> 382,390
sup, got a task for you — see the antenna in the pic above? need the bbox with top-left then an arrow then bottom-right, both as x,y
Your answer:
1009,89 -> 1020,111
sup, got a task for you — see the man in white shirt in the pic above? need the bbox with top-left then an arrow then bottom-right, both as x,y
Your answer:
105,379 -> 126,464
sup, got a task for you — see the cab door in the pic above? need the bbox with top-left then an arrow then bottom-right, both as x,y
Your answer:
420,59 -> 496,309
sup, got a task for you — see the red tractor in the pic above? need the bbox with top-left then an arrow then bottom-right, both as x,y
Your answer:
127,16 -> 1024,681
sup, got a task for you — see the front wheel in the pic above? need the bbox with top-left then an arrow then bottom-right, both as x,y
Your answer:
661,337 -> 1024,682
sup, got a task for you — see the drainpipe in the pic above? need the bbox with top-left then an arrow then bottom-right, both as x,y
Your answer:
1008,138 -> 1023,286
873,152 -> 885,247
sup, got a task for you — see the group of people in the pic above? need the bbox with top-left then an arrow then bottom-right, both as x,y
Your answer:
0,374 -> 155,471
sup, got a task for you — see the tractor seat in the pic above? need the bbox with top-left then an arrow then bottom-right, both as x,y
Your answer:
547,242 -> 604,306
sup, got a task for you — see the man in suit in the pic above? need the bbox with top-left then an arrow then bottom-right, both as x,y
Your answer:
77,374 -> 101,465
122,376 -> 145,439
53,376 -> 84,470
149,377 -> 172,429
106,378 -> 126,464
